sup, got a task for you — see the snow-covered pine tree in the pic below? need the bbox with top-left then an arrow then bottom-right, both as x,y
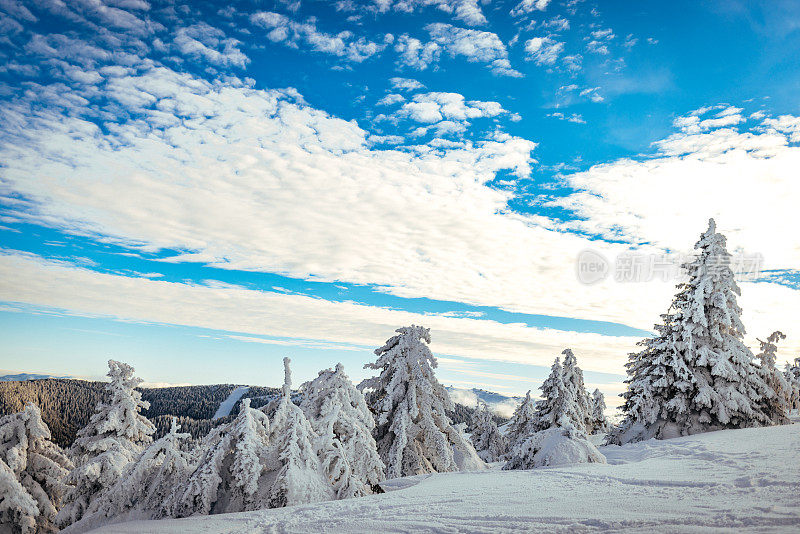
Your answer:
79,417 -> 194,526
591,389 -> 609,434
57,360 -> 155,528
360,326 -> 484,478
755,331 -> 790,425
534,356 -> 586,432
608,310 -> 689,444
560,349 -> 593,433
612,219 -> 772,444
505,390 -> 539,449
667,219 -> 772,432
0,457 -> 38,534
171,425 -> 226,517
264,357 -> 333,508
785,358 -> 800,412
0,404 -> 73,533
505,355 -> 606,470
300,363 -> 385,499
469,402 -> 507,462
174,397 -> 271,516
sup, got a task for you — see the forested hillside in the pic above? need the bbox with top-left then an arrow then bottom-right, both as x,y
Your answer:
0,379 -> 237,446
0,378 -> 105,448
0,377 -> 506,449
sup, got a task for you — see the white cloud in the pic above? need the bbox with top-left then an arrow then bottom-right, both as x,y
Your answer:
389,77 -> 424,91
524,36 -> 563,66
400,100 -> 443,122
542,15 -> 569,31
173,23 -> 249,68
377,93 -> 405,106
763,115 -> 800,143
579,86 -> 604,102
552,119 -> 800,276
590,28 -> 614,40
586,40 -> 609,55
510,0 -> 551,17
379,0 -> 487,26
250,11 -> 388,62
548,111 -> 585,124
2,30 -> 798,372
0,251 -> 642,374
394,34 -> 441,69
397,23 -> 521,76
398,92 -> 508,124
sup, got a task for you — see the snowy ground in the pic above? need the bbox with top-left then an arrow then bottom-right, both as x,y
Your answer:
93,424 -> 799,533
212,386 -> 250,419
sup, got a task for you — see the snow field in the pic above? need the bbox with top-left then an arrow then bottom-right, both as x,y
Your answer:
92,423 -> 800,533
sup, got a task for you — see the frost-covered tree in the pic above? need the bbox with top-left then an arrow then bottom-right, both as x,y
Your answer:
300,363 -> 385,499
0,404 -> 72,533
469,402 -> 507,462
611,219 -> 772,444
58,360 -> 155,528
264,357 -> 333,508
755,331 -> 790,425
504,390 -> 538,449
590,389 -> 609,434
785,358 -> 800,412
0,457 -> 39,534
534,356 -> 586,433
360,326 -> 484,478
609,311 -> 687,445
79,417 -> 194,526
174,397 -> 271,516
561,349 -> 593,433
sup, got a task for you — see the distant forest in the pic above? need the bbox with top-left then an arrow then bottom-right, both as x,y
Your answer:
0,379 -> 237,446
0,379 -> 506,447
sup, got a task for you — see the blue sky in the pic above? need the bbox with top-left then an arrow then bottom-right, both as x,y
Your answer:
1,0 -> 799,405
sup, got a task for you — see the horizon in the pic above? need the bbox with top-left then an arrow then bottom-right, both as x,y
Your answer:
1,0 -> 799,407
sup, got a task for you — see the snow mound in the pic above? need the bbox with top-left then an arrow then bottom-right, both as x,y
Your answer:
504,426 -> 606,470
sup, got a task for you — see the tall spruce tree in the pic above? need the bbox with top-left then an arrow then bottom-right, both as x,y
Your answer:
58,360 -> 155,528
360,326 -> 483,478
612,219 -> 772,444
264,358 -> 333,509
755,331 -> 790,425
785,358 -> 800,412
534,356 -> 586,432
505,390 -> 538,449
590,389 -> 609,434
300,363 -> 385,499
560,349 -> 593,433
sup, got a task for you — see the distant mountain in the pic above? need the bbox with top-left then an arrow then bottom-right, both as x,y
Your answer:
446,387 -> 523,418
0,372 -> 76,381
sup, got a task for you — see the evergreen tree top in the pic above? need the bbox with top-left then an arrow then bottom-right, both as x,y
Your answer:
282,357 -> 292,398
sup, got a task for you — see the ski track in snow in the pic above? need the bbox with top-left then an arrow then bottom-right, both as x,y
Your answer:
92,424 -> 800,533
212,386 -> 250,419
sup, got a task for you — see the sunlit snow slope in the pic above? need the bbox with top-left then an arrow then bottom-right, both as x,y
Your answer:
93,424 -> 800,533
212,386 -> 250,420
